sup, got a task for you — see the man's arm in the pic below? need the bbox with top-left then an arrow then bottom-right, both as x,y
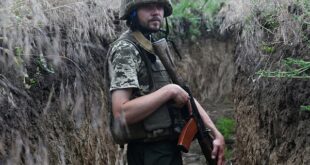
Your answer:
195,99 -> 225,165
111,84 -> 189,125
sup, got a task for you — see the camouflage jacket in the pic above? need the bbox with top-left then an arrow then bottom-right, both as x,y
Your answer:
105,30 -> 184,144
108,35 -> 151,97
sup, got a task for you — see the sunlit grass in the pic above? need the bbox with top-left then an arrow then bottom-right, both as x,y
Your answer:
257,58 -> 310,79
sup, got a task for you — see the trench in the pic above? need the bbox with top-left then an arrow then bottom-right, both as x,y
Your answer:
176,38 -> 235,165
1,0 -> 309,164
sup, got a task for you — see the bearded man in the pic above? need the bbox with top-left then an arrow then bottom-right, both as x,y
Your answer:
105,0 -> 225,164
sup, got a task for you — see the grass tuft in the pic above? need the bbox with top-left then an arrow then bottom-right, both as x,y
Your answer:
301,105 -> 310,111
256,58 -> 310,78
216,117 -> 235,140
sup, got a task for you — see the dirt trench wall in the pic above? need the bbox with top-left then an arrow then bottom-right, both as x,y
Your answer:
0,0 -> 236,163
175,38 -> 235,117
218,0 -> 310,163
0,39 -> 118,165
233,41 -> 310,165
0,0 -> 120,164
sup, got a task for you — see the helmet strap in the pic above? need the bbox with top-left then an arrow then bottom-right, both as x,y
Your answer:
165,18 -> 169,39
159,18 -> 169,39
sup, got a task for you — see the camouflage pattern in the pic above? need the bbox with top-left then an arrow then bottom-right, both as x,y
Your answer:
119,0 -> 173,20
107,31 -> 185,144
108,40 -> 150,96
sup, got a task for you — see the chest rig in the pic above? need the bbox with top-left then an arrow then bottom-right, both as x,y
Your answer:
109,31 -> 185,144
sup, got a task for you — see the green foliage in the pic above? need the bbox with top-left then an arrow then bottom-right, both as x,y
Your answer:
36,53 -> 55,74
172,0 -> 202,38
257,58 -> 310,78
301,105 -> 310,111
216,117 -> 235,160
171,0 -> 226,39
14,46 -> 23,57
260,13 -> 279,32
14,46 -> 24,66
202,0 -> 226,30
294,0 -> 310,23
261,45 -> 276,54
216,117 -> 235,139
261,42 -> 276,54
24,72 -> 38,89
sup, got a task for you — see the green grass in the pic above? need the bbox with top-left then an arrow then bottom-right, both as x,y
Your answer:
216,117 -> 235,140
301,105 -> 310,112
171,0 -> 226,39
261,43 -> 276,54
216,117 -> 235,160
36,53 -> 55,74
257,58 -> 310,78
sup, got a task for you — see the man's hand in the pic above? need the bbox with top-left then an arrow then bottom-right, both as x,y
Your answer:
163,84 -> 189,108
193,99 -> 226,165
211,135 -> 225,165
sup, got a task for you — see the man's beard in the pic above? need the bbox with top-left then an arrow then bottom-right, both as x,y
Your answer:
144,17 -> 162,32
138,19 -> 162,33
130,16 -> 162,33
139,23 -> 161,33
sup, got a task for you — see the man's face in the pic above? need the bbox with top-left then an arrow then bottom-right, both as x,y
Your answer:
137,3 -> 164,32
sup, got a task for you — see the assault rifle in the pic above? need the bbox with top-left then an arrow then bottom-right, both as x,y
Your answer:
153,39 -> 217,165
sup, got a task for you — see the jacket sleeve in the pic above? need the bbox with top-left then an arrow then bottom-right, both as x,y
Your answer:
108,40 -> 142,92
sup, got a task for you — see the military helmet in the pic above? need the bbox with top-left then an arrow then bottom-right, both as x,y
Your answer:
119,0 -> 173,20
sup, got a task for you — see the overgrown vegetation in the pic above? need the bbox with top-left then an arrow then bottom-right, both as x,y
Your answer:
170,0 -> 226,39
301,105 -> 310,112
219,0 -> 309,163
257,58 -> 310,113
220,0 -> 309,55
257,58 -> 310,78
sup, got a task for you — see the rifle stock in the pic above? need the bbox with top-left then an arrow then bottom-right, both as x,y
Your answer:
153,38 -> 216,165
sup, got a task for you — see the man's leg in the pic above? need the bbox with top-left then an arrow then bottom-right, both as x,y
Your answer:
127,142 -> 144,165
144,140 -> 183,165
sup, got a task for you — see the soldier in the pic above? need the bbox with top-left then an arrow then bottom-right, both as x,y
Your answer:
105,0 -> 225,164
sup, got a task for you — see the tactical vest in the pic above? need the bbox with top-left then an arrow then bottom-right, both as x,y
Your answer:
108,31 -> 185,144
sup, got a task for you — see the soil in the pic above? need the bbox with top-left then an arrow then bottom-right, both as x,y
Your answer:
232,41 -> 310,164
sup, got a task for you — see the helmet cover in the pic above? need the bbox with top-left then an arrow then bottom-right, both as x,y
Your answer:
119,0 -> 173,20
